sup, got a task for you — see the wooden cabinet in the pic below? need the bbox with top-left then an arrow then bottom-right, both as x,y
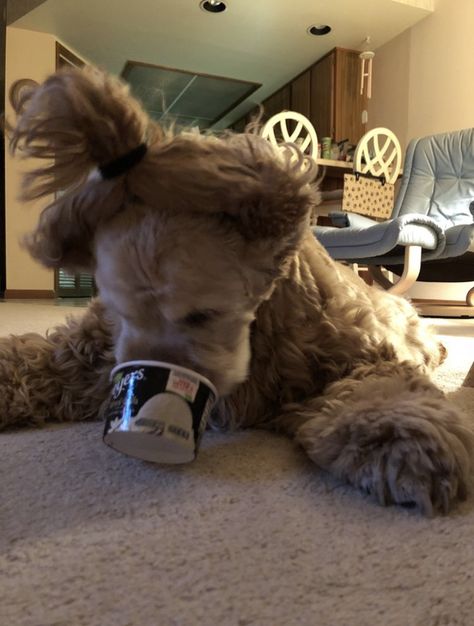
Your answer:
232,117 -> 247,133
333,49 -> 367,145
262,85 -> 290,121
310,48 -> 367,144
290,70 -> 310,118
231,47 -> 367,145
310,52 -> 335,140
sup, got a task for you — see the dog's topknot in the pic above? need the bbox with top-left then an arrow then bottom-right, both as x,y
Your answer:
8,66 -> 155,200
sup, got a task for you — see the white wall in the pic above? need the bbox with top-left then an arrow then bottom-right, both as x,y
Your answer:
369,0 -> 474,149
367,28 -> 411,149
5,27 -> 56,292
407,0 -> 474,140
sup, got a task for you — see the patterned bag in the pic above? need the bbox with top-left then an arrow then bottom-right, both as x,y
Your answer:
342,172 -> 394,220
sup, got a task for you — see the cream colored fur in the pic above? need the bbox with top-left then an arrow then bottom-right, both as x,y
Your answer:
2,66 -> 473,516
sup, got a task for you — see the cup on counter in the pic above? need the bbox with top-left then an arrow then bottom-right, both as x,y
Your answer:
103,361 -> 218,464
321,137 -> 332,159
330,143 -> 340,161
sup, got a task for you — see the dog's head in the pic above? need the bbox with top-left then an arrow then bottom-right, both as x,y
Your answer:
10,66 -> 319,395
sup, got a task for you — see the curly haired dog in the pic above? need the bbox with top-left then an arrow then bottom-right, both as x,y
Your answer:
2,66 -> 473,516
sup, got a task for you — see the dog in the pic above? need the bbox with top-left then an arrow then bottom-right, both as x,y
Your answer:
2,66 -> 472,516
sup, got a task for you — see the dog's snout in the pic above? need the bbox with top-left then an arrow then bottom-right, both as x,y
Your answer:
145,349 -> 185,368
116,332 -> 187,368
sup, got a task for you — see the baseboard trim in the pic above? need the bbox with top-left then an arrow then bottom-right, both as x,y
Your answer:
411,298 -> 466,306
414,303 -> 474,318
3,289 -> 56,299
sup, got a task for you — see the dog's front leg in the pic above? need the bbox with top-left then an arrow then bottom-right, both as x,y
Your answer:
274,362 -> 473,515
0,299 -> 115,431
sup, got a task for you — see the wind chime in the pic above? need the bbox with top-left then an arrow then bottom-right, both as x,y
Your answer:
359,37 -> 375,99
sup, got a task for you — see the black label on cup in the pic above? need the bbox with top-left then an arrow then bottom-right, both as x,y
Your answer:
103,365 -> 215,451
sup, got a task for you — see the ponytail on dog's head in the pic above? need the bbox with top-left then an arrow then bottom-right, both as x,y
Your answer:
9,65 -> 156,199
8,66 -> 160,270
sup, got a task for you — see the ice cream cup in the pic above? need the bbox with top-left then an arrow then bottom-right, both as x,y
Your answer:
103,360 -> 218,464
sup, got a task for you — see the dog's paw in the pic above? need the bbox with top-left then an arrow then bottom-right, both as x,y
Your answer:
297,399 -> 474,516
355,438 -> 468,517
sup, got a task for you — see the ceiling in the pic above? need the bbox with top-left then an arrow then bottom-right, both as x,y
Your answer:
10,0 -> 434,128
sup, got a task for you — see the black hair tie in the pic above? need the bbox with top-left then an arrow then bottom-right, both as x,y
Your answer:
99,143 -> 147,179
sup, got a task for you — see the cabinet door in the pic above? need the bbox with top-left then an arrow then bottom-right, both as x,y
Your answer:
231,105 -> 260,132
262,85 -> 290,121
245,106 -> 261,126
231,117 -> 247,133
334,49 -> 368,144
290,70 -> 310,118
310,52 -> 335,140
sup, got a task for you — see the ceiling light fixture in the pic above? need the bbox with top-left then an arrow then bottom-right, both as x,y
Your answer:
307,25 -> 332,36
200,0 -> 227,13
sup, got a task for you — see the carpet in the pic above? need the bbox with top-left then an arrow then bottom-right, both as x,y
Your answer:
1,304 -> 473,626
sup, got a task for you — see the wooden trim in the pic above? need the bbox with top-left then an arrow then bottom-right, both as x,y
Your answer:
4,289 -> 56,299
55,41 -> 85,69
410,297 -> 474,317
414,304 -> 474,318
411,298 -> 468,306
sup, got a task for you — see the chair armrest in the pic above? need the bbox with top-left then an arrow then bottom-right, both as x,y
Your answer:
313,213 -> 448,264
438,224 -> 474,258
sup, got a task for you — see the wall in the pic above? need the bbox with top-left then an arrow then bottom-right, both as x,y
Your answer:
407,0 -> 474,140
369,0 -> 474,149
5,26 -> 56,293
366,29 -> 411,149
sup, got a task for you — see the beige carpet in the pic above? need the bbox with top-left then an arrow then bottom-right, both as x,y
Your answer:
1,302 -> 474,626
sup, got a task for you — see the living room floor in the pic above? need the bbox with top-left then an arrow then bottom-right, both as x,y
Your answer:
1,298 -> 473,626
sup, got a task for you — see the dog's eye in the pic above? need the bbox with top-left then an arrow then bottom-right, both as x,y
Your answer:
182,309 -> 218,327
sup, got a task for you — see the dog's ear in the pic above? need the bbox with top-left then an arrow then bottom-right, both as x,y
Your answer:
184,134 -> 319,244
23,177 -> 126,271
228,136 -> 319,240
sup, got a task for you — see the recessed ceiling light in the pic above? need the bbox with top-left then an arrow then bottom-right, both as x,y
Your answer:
308,25 -> 332,36
200,0 -> 227,13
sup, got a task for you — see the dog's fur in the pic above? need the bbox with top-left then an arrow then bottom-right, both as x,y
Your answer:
2,66 -> 473,515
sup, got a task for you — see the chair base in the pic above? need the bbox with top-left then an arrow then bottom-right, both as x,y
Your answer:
386,251 -> 474,283
357,255 -> 474,316
369,246 -> 422,295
